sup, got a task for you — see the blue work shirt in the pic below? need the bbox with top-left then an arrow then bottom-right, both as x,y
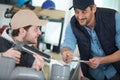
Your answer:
61,12 -> 120,80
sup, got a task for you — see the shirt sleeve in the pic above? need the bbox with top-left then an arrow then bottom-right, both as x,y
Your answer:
115,12 -> 120,49
60,23 -> 76,52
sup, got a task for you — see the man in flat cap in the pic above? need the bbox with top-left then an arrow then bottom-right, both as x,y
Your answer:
61,0 -> 120,80
0,9 -> 47,71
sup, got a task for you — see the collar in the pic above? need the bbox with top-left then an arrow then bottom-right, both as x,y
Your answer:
1,28 -> 15,43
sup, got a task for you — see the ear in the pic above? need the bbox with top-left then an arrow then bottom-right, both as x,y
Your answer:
92,4 -> 97,13
19,28 -> 26,35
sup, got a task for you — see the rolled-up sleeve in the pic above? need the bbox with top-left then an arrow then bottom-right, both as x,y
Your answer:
60,23 -> 76,52
115,12 -> 120,49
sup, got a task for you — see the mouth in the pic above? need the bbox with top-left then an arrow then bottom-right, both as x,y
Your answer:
79,18 -> 87,23
80,18 -> 86,22
80,20 -> 85,23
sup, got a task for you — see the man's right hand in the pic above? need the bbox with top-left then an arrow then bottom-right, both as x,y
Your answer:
2,48 -> 21,64
61,48 -> 73,63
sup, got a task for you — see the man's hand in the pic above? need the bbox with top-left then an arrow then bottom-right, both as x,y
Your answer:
2,48 -> 21,64
32,54 -> 44,71
62,49 -> 73,63
85,57 -> 102,69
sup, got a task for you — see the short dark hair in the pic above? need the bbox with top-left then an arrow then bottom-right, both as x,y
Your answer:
11,25 -> 31,37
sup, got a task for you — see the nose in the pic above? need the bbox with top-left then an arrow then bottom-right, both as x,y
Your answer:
38,29 -> 41,35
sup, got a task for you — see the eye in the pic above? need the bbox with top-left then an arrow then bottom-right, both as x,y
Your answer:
75,10 -> 79,14
74,9 -> 88,15
81,10 -> 87,14
34,27 -> 39,32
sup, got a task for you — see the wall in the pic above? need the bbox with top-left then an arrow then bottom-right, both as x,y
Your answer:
32,0 -> 71,46
0,4 -> 12,28
95,0 -> 120,11
32,0 -> 70,11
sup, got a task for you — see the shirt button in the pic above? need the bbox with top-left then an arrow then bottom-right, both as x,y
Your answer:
103,67 -> 106,70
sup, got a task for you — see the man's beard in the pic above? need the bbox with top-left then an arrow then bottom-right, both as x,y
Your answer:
22,38 -> 37,44
79,18 -> 88,26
